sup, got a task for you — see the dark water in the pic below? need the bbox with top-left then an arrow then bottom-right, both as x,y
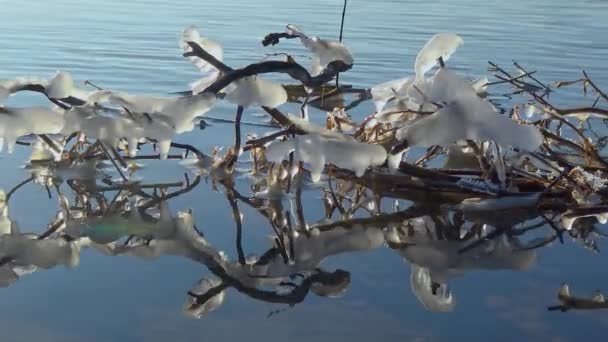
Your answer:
1,1 -> 608,341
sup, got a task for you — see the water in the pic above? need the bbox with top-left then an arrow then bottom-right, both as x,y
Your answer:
1,0 -> 608,341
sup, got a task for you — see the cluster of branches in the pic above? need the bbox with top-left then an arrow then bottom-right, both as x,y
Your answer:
3,27 -> 608,315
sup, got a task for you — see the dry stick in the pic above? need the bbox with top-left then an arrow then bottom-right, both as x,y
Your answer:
106,189 -> 126,214
489,61 -> 538,89
5,177 -> 34,202
414,145 -> 443,166
554,78 -> 585,88
459,226 -> 508,254
285,213 -> 296,261
541,124 -> 608,168
226,190 -> 246,265
512,60 -> 550,91
335,0 -> 348,87
262,106 -> 294,127
124,154 -> 183,160
15,141 -> 31,147
411,84 -> 443,109
37,218 -> 66,240
84,80 -> 103,90
510,220 -> 548,236
139,175 -> 201,210
529,151 -> 583,192
243,125 -> 301,152
582,70 -> 608,103
485,70 -> 537,86
111,146 -> 128,169
98,142 -> 128,181
510,166 -> 551,184
286,152 -> 295,193
519,234 -> 559,251
228,105 -> 244,168
38,134 -> 62,154
540,212 -> 565,243
543,171 -> 567,194
295,171 -> 306,230
170,142 -> 207,159
312,205 -> 432,232
494,70 -> 608,167
44,185 -> 52,199
96,181 -> 185,192
493,73 -> 608,118
327,175 -> 346,216
185,41 -> 351,94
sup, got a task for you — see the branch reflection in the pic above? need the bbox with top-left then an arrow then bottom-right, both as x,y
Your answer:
0,154 -> 606,317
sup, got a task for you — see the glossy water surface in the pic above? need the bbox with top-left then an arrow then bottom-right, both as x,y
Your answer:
1,1 -> 608,341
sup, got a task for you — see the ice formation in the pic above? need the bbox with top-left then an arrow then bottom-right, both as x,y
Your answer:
265,133 -> 387,182
286,24 -> 354,75
396,69 -> 543,151
184,277 -> 226,318
180,25 -> 225,94
410,265 -> 455,312
414,33 -> 464,82
0,106 -> 64,153
224,76 -> 287,108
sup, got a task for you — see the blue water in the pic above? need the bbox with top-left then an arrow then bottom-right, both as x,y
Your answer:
1,0 -> 608,341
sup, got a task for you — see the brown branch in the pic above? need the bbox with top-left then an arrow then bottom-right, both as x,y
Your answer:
228,105 -> 244,168
582,70 -> 608,103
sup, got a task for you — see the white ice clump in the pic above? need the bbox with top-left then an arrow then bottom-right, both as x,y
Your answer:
46,71 -> 74,99
45,71 -> 91,101
370,77 -> 411,113
183,277 -> 226,318
0,231 -> 83,270
265,133 -> 387,182
0,77 -> 48,104
0,72 -> 90,102
179,25 -> 286,109
2,237 -> 82,269
180,26 -> 225,94
287,114 -> 353,141
78,92 -> 216,158
62,104 -> 170,158
250,224 -> 384,279
0,190 -> 11,236
443,143 -> 479,170
561,208 -> 608,231
410,265 -> 455,312
88,91 -> 216,134
0,198 -> 86,286
414,33 -> 464,82
29,137 -> 64,162
470,76 -> 489,95
369,32 -> 536,154
398,232 -> 536,283
396,69 -> 543,151
224,76 -> 287,108
286,24 -> 354,76
0,106 -> 64,153
388,216 -> 536,310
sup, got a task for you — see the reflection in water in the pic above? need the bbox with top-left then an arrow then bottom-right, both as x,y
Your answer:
548,284 -> 608,312
2,154 -> 606,318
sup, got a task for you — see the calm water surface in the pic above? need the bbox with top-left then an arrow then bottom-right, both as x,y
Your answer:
1,1 -> 608,341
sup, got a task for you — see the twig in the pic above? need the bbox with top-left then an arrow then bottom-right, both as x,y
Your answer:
228,105 -> 244,168
335,0 -> 348,87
